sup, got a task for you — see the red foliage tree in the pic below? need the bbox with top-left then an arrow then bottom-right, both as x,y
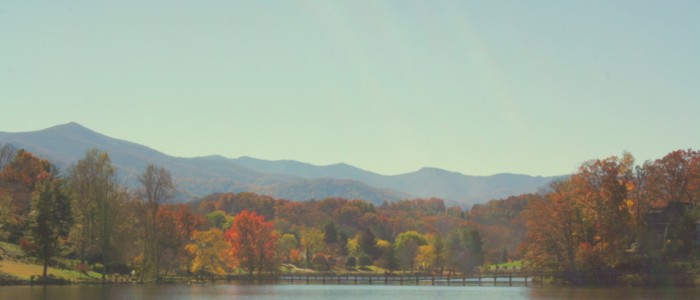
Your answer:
225,210 -> 279,277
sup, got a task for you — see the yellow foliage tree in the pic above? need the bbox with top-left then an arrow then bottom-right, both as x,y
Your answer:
185,228 -> 230,276
416,245 -> 436,271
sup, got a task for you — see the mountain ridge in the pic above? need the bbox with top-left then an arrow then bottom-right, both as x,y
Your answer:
0,122 -> 562,206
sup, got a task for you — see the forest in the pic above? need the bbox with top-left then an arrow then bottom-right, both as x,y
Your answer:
1,144 -> 700,286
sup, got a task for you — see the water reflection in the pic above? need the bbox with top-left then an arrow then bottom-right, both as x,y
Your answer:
1,284 -> 699,300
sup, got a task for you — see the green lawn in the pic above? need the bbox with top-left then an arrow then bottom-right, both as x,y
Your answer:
488,260 -> 524,271
0,241 -> 25,259
1,242 -> 103,282
0,259 -> 102,281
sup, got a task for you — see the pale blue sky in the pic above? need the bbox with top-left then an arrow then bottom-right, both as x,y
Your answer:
1,1 -> 698,176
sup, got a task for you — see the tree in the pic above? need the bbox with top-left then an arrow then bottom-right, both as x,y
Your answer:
207,210 -> 233,230
323,222 -> 338,244
444,231 -> 464,274
415,245 -> 436,271
225,210 -> 279,277
68,149 -> 126,282
0,149 -> 53,243
394,231 -> 427,272
524,181 -> 580,275
185,228 -> 229,276
375,239 -> 398,272
433,234 -> 445,274
524,154 -> 636,282
138,164 -> 175,281
358,228 -> 379,259
0,143 -> 16,171
300,227 -> 325,267
462,228 -> 485,272
26,177 -> 72,279
277,233 -> 298,263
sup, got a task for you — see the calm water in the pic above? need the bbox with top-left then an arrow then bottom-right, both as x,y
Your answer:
1,284 -> 698,300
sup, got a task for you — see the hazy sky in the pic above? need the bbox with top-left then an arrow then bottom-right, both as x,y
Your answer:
1,1 -> 698,176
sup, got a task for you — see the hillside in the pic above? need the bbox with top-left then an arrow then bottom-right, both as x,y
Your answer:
0,123 -> 560,205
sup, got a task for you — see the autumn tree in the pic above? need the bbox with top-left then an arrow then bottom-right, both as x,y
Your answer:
0,149 -> 53,243
225,210 -> 279,277
394,231 -> 427,272
138,164 -> 175,281
186,228 -> 230,276
571,154 -> 634,272
26,176 -> 72,279
523,182 -> 578,275
374,239 -> 398,272
300,227 -> 325,267
524,154 -> 636,282
415,244 -> 436,271
68,149 -> 126,282
277,233 -> 298,263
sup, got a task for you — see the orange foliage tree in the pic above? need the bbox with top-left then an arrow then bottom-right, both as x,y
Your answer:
225,210 -> 279,277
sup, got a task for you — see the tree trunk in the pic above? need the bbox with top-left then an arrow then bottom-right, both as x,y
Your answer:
42,260 -> 48,279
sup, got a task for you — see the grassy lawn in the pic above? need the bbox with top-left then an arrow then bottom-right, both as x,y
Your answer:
1,241 -> 104,282
488,260 -> 524,271
0,259 -> 102,281
0,241 -> 25,259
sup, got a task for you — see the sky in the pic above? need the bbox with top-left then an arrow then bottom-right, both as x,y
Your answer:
1,1 -> 699,177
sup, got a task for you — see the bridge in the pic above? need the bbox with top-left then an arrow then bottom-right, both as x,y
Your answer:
163,271 -> 547,287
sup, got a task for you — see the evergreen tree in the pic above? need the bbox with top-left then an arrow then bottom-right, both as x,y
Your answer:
27,178 -> 72,279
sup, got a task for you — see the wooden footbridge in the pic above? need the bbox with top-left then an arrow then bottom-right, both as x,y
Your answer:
163,271 -> 546,287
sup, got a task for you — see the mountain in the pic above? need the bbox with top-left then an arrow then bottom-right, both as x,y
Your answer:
0,123 -> 561,206
234,158 -> 561,206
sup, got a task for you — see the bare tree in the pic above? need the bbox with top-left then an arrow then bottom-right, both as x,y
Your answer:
138,164 -> 175,282
0,144 -> 16,171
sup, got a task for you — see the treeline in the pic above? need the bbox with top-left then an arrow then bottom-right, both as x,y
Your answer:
0,145 -> 488,281
523,150 -> 700,285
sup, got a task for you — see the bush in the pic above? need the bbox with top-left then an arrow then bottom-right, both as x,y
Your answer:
345,256 -> 356,268
357,254 -> 372,268
312,253 -> 329,270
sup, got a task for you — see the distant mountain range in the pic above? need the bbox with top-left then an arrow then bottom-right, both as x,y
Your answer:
0,123 -> 562,206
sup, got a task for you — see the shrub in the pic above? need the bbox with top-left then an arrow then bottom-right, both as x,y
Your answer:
345,256 -> 356,268
357,253 -> 372,268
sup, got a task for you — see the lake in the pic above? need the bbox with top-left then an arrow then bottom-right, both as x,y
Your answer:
1,284 -> 698,300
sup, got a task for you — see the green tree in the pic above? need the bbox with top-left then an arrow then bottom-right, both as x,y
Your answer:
433,234 -> 445,274
300,227 -> 325,267
206,210 -> 233,230
394,231 -> 427,272
462,228 -> 485,272
26,177 -> 72,279
323,222 -> 338,244
277,233 -> 298,263
358,228 -> 379,259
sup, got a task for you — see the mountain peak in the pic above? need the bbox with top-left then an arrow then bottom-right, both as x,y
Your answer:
56,121 -> 89,129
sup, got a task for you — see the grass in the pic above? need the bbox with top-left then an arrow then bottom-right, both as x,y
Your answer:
0,241 -> 25,259
1,242 -> 103,282
488,260 -> 524,271
0,260 -> 102,281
